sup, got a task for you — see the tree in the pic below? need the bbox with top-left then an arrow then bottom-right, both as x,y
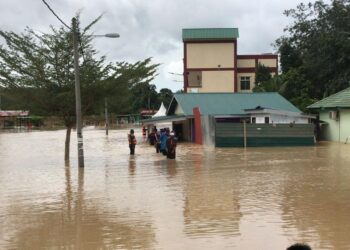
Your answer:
255,63 -> 272,85
279,68 -> 316,111
105,58 -> 159,115
253,63 -> 272,92
157,88 -> 173,108
278,41 -> 302,74
276,0 -> 350,105
253,74 -> 284,93
129,82 -> 159,113
0,16 -> 159,161
0,16 -> 110,160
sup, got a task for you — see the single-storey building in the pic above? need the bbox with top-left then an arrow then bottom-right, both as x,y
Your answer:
142,93 -> 315,147
0,110 -> 30,129
307,87 -> 350,143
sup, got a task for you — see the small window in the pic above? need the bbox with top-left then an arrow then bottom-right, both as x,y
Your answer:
240,76 -> 251,90
251,117 -> 256,124
264,117 -> 269,124
329,110 -> 339,120
188,71 -> 202,87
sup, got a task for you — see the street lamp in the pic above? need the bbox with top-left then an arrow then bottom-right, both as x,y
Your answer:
72,17 -> 119,168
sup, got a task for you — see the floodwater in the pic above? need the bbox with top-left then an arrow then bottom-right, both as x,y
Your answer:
1,129 -> 350,250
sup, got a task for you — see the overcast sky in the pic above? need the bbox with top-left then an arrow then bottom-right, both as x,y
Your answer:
0,0 -> 326,92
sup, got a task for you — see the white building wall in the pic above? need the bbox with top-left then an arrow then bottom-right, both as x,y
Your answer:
252,114 -> 309,124
320,109 -> 350,143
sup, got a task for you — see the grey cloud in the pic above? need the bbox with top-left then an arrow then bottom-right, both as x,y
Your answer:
0,0 -> 325,92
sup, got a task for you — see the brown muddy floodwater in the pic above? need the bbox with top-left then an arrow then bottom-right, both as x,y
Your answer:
1,129 -> 350,250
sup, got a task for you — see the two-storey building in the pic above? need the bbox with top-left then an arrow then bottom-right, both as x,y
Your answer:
183,28 -> 278,93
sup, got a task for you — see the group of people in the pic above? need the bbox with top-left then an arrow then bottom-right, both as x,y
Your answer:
148,127 -> 177,159
128,126 -> 177,159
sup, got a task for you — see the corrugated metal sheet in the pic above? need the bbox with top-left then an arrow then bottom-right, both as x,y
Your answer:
171,93 -> 301,116
308,87 -> 350,109
182,28 -> 239,41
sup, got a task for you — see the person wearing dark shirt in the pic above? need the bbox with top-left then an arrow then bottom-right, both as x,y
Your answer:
166,131 -> 177,159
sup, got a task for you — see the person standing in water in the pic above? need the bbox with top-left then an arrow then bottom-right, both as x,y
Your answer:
159,129 -> 168,155
128,129 -> 137,155
166,131 -> 177,159
154,128 -> 161,153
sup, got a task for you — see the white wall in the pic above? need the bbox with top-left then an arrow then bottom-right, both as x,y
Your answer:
320,109 -> 350,143
251,114 -> 309,124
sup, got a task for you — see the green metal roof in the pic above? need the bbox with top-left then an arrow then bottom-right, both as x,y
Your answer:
182,28 -> 239,41
141,115 -> 187,124
169,93 -> 301,116
307,87 -> 350,109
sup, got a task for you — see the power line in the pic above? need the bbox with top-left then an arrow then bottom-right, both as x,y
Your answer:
41,0 -> 71,30
41,1 -> 86,61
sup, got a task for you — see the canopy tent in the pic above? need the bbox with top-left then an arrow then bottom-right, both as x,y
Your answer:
152,102 -> 167,117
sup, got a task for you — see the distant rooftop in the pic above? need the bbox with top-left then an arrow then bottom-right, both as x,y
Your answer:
182,28 -> 239,41
307,87 -> 350,109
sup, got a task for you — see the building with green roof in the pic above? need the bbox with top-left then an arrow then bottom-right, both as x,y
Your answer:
182,28 -> 278,94
142,92 -> 314,147
308,87 -> 350,143
182,28 -> 239,41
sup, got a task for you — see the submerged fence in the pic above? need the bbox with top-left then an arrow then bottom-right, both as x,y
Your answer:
215,122 -> 315,147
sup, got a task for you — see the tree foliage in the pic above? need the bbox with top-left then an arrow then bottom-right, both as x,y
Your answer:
157,88 -> 173,108
255,63 -> 272,85
129,82 -> 159,113
0,17 -> 160,118
0,15 -> 159,160
275,0 -> 350,110
0,17 -> 111,126
97,58 -> 159,115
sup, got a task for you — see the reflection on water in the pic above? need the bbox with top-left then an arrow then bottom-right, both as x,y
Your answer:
1,130 -> 350,249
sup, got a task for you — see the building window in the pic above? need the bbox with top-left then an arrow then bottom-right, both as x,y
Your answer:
251,117 -> 256,123
329,110 -> 339,120
188,71 -> 202,87
264,117 -> 269,124
240,76 -> 251,90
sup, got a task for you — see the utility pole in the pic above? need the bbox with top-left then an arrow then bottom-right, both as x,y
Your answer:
105,97 -> 109,135
72,17 -> 84,168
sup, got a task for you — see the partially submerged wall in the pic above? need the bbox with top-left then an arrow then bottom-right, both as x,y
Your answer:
215,122 -> 315,147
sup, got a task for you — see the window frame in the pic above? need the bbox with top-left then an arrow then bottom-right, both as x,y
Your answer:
240,76 -> 251,91
187,71 -> 202,88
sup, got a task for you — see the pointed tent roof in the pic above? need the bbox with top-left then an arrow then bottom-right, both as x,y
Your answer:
307,87 -> 350,109
152,102 -> 167,117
